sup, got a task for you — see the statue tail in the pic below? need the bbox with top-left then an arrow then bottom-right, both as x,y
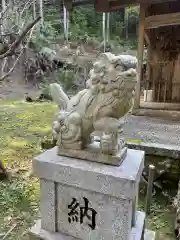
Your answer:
49,83 -> 69,110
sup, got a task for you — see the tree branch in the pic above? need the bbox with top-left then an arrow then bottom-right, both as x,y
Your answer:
0,16 -> 40,81
0,0 -> 29,22
0,16 -> 41,59
20,0 -> 34,20
0,49 -> 24,81
0,3 -> 10,21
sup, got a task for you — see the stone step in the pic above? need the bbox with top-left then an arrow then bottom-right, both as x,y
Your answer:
29,219 -> 156,240
126,141 -> 180,159
144,230 -> 156,240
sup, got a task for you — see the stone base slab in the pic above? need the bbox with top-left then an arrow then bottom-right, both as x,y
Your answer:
33,148 -> 144,240
127,141 -> 180,159
58,142 -> 127,166
33,147 -> 144,200
29,212 -> 155,240
29,220 -> 75,240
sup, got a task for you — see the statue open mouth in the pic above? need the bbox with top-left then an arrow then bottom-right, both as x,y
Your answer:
50,52 -> 137,166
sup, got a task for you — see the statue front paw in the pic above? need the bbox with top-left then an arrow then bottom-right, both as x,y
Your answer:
52,111 -> 67,140
100,133 -> 114,155
52,121 -> 60,140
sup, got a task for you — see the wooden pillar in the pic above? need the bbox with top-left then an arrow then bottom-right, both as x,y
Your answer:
133,4 -> 146,110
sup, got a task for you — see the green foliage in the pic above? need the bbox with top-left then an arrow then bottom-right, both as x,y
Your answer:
66,6 -> 139,43
45,7 -> 63,33
39,81 -> 52,100
110,13 -> 124,38
40,68 -> 76,97
72,7 -> 101,35
56,69 -> 76,91
40,47 -> 56,59
0,181 -> 35,212
31,5 -> 140,49
68,7 -> 100,42
126,6 -> 139,35
31,22 -> 58,51
38,68 -> 76,101
127,6 -> 139,22
139,191 -> 175,239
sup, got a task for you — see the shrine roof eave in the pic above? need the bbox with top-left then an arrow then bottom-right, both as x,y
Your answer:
64,0 -> 177,12
64,0 -> 137,12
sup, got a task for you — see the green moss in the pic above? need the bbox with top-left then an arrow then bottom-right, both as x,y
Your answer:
139,191 -> 175,239
0,101 -> 57,239
126,139 -> 142,144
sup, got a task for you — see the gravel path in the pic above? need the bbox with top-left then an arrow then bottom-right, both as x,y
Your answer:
120,114 -> 180,146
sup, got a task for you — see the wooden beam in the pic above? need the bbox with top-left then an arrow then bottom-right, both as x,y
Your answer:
138,0 -> 177,3
133,4 -> 146,110
95,0 -> 110,12
146,1 -> 180,15
95,0 -> 137,12
72,0 -> 93,7
109,0 -> 136,8
145,12 -> 180,29
109,3 -> 135,10
64,0 -> 178,12
64,0 -> 72,11
108,0 -> 176,2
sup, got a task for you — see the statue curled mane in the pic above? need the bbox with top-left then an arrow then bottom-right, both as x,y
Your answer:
50,52 -> 136,162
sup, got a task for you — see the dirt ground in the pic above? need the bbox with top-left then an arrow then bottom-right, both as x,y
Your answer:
0,52 -> 40,100
0,79 -> 40,100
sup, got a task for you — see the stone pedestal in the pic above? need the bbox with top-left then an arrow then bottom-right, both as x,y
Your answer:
29,147 -> 155,240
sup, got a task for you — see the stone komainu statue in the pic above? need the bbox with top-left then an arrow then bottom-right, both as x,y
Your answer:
50,52 -> 137,164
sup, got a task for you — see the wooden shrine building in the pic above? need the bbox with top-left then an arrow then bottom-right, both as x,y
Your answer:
64,0 -> 180,113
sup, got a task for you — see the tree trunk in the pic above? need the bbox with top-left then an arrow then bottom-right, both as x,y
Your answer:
1,0 -> 6,35
33,0 -> 37,19
39,0 -> 44,25
124,7 -> 128,40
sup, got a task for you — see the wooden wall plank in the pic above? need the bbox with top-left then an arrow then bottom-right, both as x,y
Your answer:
145,12 -> 180,29
146,1 -> 180,16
